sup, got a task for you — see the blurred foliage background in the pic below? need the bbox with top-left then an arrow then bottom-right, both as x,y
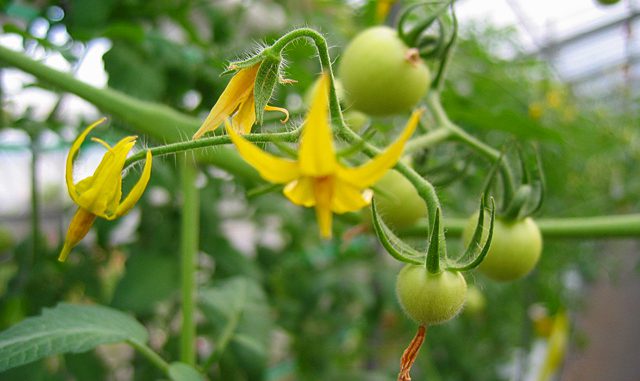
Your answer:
0,0 -> 638,380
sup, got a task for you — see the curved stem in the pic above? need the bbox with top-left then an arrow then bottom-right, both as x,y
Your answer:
426,92 -> 516,200
287,28 -> 443,228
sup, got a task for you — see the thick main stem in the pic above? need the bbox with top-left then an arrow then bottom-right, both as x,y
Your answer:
180,155 -> 199,365
0,44 -> 259,182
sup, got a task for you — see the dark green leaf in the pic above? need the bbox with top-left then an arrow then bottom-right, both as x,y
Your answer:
0,303 -> 148,372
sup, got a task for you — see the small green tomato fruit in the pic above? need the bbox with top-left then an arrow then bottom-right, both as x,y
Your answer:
373,170 -> 428,229
463,213 -> 542,282
396,264 -> 467,325
338,26 -> 431,116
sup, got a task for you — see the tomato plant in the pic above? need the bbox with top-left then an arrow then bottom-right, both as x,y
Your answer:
338,26 -> 431,116
463,213 -> 543,281
396,264 -> 467,325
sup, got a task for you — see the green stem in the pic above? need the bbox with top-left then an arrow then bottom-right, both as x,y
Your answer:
0,44 -> 259,182
431,1 -> 457,92
180,155 -> 199,365
399,214 -> 640,239
404,127 -> 452,153
127,339 -> 170,375
124,128 -> 301,168
426,92 -> 516,200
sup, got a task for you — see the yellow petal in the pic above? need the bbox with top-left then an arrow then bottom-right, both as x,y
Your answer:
58,207 -> 97,262
283,177 -> 316,207
193,64 -> 260,139
66,118 -> 107,205
331,178 -> 372,213
313,176 -> 334,238
115,150 -> 153,218
73,136 -> 137,217
315,204 -> 333,239
231,94 -> 257,134
298,73 -> 336,176
339,108 -> 422,188
225,121 -> 301,183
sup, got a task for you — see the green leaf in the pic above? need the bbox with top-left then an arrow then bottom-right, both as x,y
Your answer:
0,303 -> 148,372
111,254 -> 179,314
168,362 -> 204,381
199,277 -> 272,378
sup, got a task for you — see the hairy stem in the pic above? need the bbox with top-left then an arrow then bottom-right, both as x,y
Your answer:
0,44 -> 259,182
124,128 -> 301,168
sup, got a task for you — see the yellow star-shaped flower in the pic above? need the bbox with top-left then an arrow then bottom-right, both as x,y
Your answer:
193,63 -> 288,139
227,73 -> 421,238
59,118 -> 152,262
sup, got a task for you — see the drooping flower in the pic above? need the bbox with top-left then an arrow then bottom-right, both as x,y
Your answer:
226,73 -> 421,238
59,118 -> 153,262
193,63 -> 289,139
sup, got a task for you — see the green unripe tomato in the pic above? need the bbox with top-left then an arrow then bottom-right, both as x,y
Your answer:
463,213 -> 543,282
373,170 -> 428,229
338,26 -> 431,116
596,0 -> 620,5
396,264 -> 467,325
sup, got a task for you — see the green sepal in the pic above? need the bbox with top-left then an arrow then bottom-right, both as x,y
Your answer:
371,198 -> 424,265
522,146 -> 546,217
425,207 -> 443,274
447,197 -> 496,272
503,184 -> 532,221
254,56 -> 281,125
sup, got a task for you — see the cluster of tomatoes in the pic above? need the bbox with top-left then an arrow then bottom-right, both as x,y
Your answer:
338,26 -> 543,326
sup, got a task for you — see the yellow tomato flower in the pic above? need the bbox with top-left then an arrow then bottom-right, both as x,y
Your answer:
193,63 -> 289,139
59,118 -> 153,262
227,73 -> 421,238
